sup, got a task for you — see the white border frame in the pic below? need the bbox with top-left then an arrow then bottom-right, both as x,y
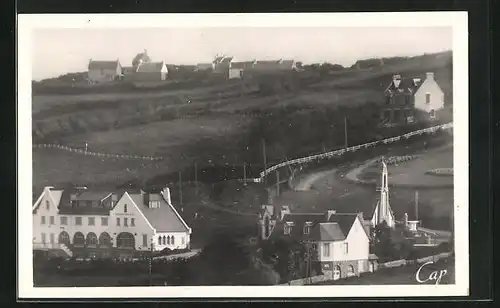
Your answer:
18,12 -> 469,298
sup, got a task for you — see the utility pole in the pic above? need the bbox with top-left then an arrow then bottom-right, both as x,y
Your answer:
322,142 -> 327,153
344,116 -> 348,149
194,162 -> 198,194
276,170 -> 280,197
149,239 -> 153,286
179,171 -> 183,206
243,162 -> 247,186
262,138 -> 267,183
415,190 -> 419,222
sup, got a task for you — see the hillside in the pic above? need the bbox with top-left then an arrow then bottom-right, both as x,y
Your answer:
33,51 -> 453,192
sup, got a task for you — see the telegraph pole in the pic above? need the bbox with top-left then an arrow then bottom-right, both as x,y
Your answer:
344,116 -> 348,149
262,138 -> 267,183
179,171 -> 183,206
194,162 -> 198,194
415,190 -> 419,222
276,170 -> 280,197
243,162 -> 247,186
149,239 -> 153,286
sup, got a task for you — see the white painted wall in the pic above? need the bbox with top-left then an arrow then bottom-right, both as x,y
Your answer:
154,231 -> 190,250
229,68 -> 243,79
414,73 -> 445,113
317,217 -> 369,262
88,66 -> 120,83
33,190 -> 191,253
32,188 -> 63,249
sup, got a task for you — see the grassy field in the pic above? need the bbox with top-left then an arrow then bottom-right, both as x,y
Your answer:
359,145 -> 453,187
274,141 -> 454,231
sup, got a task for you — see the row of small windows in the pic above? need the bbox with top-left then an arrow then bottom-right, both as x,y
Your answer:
283,225 -> 311,235
41,216 -> 135,227
158,235 -> 175,245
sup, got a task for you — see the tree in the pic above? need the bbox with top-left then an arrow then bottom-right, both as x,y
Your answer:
132,50 -> 152,69
372,222 -> 412,262
261,238 -> 307,283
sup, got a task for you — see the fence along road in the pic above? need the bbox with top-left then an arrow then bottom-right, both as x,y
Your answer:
258,122 -> 453,181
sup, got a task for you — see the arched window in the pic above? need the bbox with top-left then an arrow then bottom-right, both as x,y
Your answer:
73,232 -> 85,247
158,236 -> 162,245
116,232 -> 135,249
333,265 -> 341,280
86,232 -> 98,247
99,232 -> 111,247
124,204 -> 128,213
45,200 -> 50,210
58,231 -> 70,245
264,217 -> 270,238
165,235 -> 169,245
347,265 -> 355,277
171,236 -> 175,245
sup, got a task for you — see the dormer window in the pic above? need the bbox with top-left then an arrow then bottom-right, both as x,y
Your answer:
149,201 -> 160,208
284,225 -> 291,235
303,226 -> 310,235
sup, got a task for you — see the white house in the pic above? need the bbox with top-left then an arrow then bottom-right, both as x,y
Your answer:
229,61 -> 256,79
87,59 -> 122,84
382,72 -> 445,123
32,186 -> 192,258
258,208 -> 371,280
413,72 -> 445,118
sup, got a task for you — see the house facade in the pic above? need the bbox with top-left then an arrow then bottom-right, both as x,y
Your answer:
32,186 -> 191,258
258,207 -> 371,280
229,61 -> 256,79
131,61 -> 168,81
382,71 -> 445,125
212,55 -> 233,77
87,59 -> 122,84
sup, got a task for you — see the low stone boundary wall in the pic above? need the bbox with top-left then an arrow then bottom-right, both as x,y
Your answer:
282,251 -> 453,285
33,143 -> 164,161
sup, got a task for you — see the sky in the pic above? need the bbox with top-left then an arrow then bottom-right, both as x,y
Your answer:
32,27 -> 452,80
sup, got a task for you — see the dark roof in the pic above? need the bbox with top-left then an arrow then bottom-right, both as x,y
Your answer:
128,193 -> 189,232
309,222 -> 346,241
71,191 -> 111,201
196,63 -> 212,70
231,61 -> 255,69
136,62 -> 166,73
327,213 -> 358,236
88,60 -> 120,70
385,76 -> 424,95
56,190 -> 114,216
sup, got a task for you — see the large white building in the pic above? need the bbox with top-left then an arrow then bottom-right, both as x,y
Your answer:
32,186 -> 192,258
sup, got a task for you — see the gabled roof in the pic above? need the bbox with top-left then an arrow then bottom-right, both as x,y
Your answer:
213,56 -> 233,65
252,59 -> 295,71
128,193 -> 190,233
88,60 -> 120,70
231,61 -> 255,69
385,75 -> 424,95
32,187 -> 63,214
136,62 -> 167,73
309,222 -> 346,241
70,191 -> 111,201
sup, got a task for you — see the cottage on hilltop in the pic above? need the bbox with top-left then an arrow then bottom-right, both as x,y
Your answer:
381,72 -> 445,124
87,59 -> 122,84
32,185 -> 192,259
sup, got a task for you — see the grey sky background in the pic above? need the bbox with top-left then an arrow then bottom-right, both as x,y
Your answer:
32,27 -> 452,80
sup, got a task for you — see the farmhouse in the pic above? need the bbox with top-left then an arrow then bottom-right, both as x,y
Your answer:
229,60 -> 256,79
32,185 -> 192,258
251,59 -> 297,72
212,55 -> 233,77
258,206 -> 372,280
133,61 -> 169,81
87,59 -> 122,84
382,72 -> 445,124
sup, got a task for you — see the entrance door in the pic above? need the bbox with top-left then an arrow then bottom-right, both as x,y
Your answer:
358,260 -> 364,274
333,266 -> 341,280
369,262 -> 374,273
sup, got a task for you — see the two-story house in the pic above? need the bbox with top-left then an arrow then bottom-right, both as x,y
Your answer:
382,72 -> 445,125
32,185 -> 192,259
259,208 -> 372,280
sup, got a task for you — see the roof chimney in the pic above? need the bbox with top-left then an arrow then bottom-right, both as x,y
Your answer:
162,187 -> 172,205
326,210 -> 336,220
426,72 -> 434,80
